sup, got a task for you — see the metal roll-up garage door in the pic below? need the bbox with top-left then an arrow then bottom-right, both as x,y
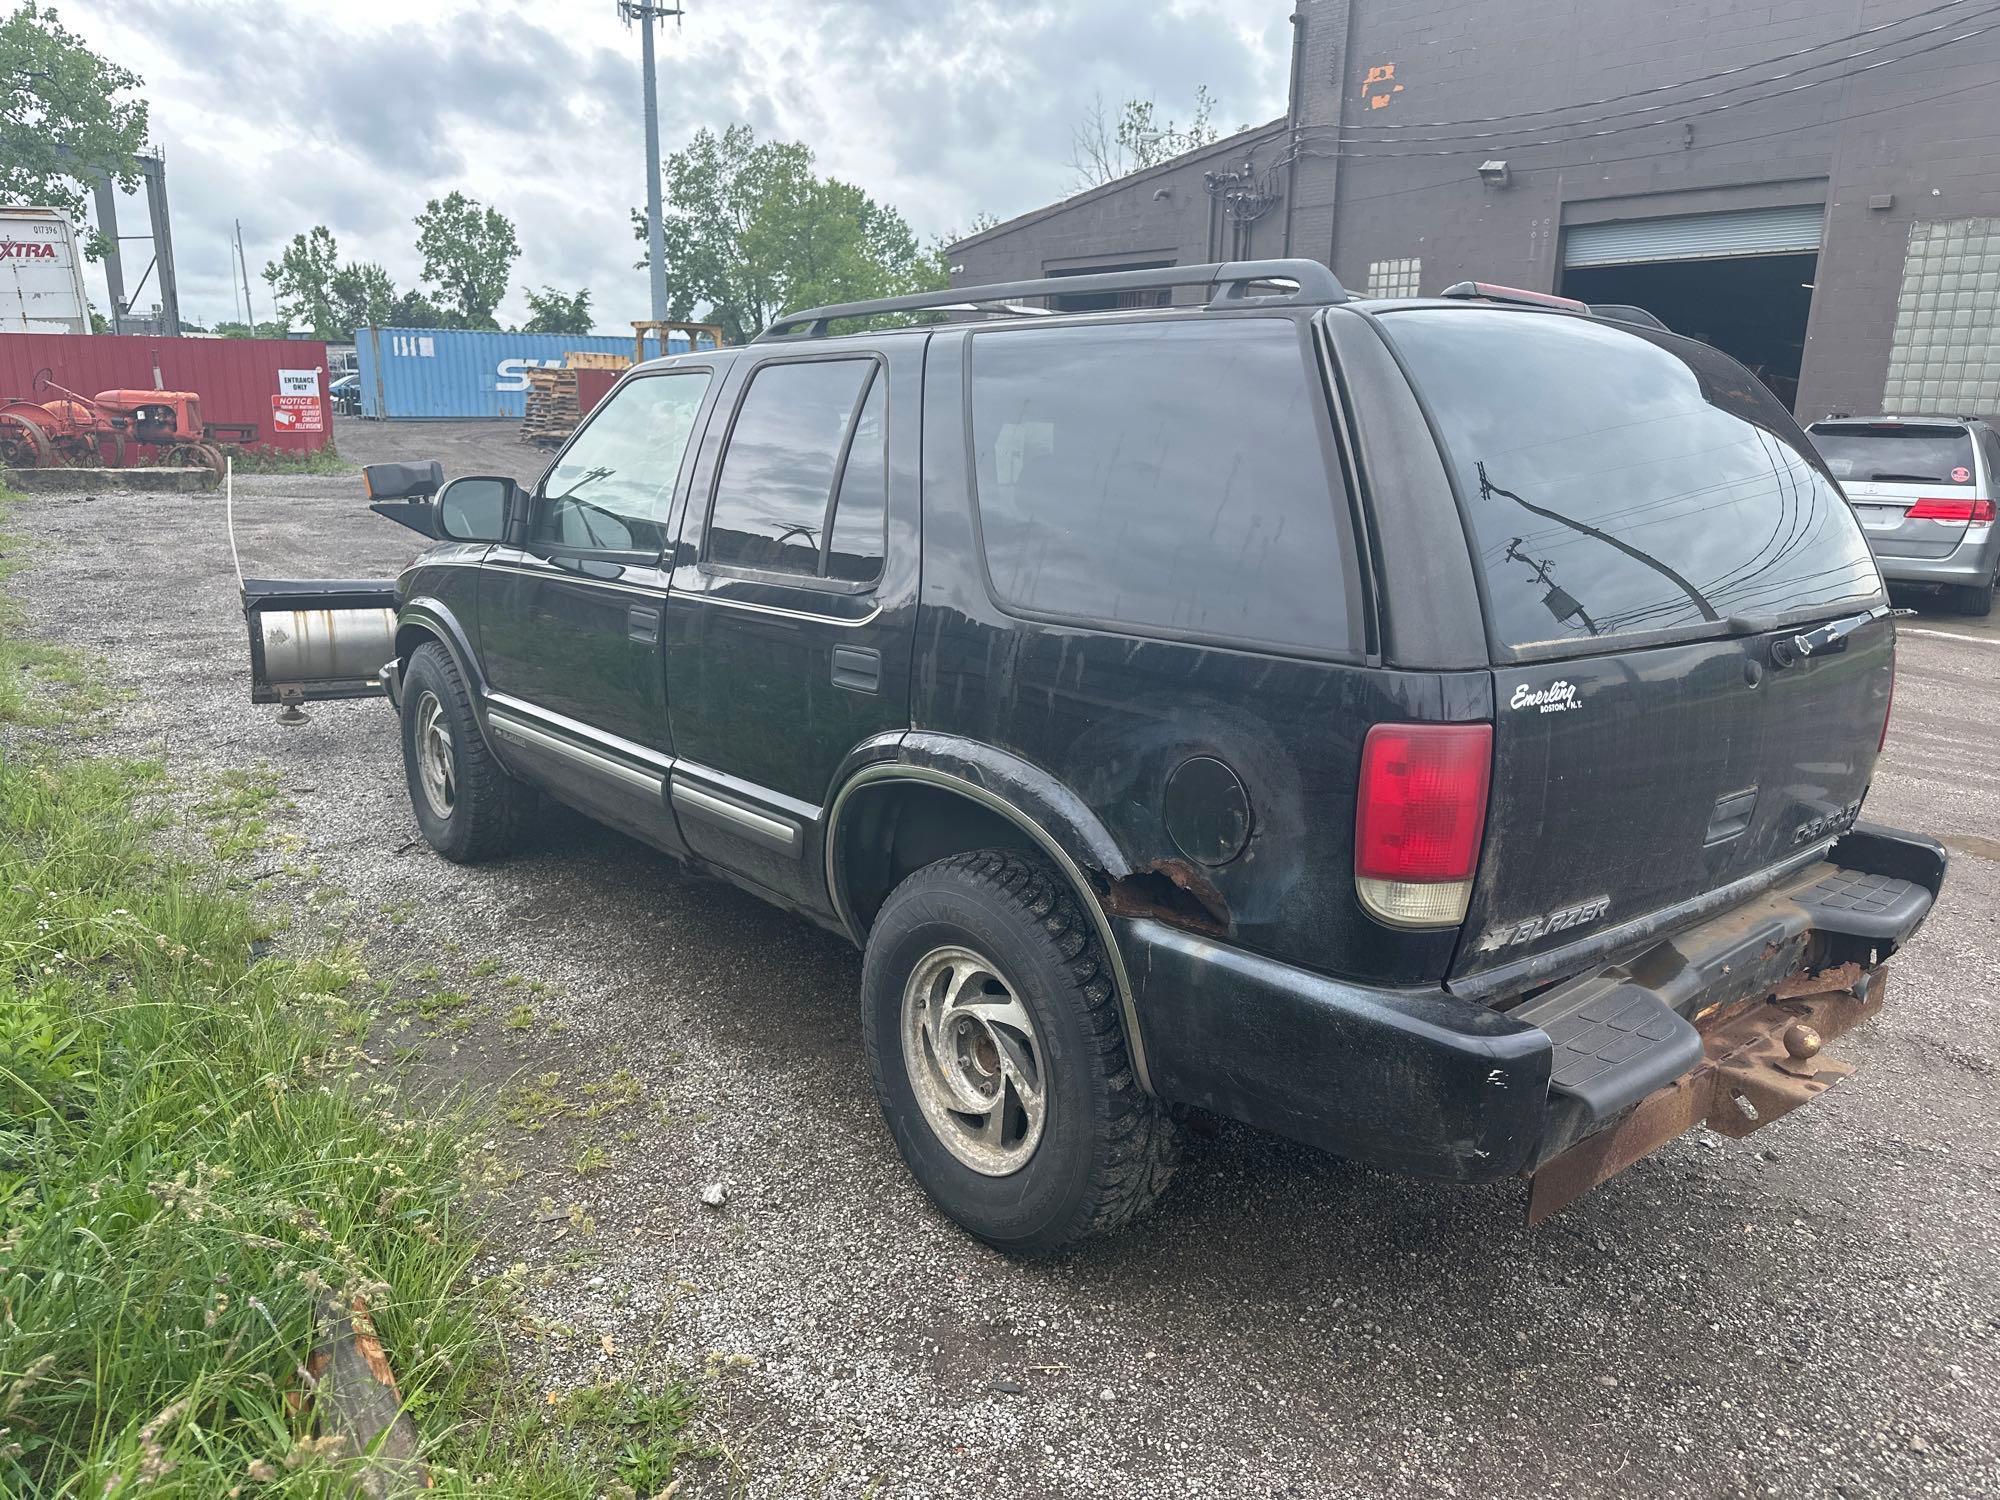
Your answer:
1564,205 -> 1825,268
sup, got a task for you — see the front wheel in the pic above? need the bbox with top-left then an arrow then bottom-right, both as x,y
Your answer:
399,642 -> 530,862
861,850 -> 1179,1251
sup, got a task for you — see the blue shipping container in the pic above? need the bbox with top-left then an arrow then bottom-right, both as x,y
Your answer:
354,325 -> 706,419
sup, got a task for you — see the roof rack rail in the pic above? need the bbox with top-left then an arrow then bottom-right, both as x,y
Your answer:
758,258 -> 1347,341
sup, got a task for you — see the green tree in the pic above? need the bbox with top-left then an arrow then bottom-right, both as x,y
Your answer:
213,319 -> 289,339
522,285 -> 593,334
387,288 -> 444,328
330,260 -> 396,331
0,4 -> 149,239
414,191 -> 519,329
635,125 -> 943,343
262,226 -> 342,338
1068,85 -> 1221,189
264,230 -> 401,337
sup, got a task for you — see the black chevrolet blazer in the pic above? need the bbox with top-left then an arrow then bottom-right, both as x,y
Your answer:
243,260 -> 1944,1250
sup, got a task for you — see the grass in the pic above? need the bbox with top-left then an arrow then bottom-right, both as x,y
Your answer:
223,445 -> 355,477
0,491 -> 114,731
0,486 -> 710,1496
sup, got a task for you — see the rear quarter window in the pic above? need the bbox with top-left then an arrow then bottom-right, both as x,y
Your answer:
1381,308 -> 1881,658
966,317 -> 1361,656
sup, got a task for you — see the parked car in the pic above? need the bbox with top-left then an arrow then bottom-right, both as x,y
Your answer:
328,372 -> 362,416
1808,414 -> 2000,616
241,262 -> 1943,1250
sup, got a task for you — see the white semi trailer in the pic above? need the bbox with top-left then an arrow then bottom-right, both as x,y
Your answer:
1,207 -> 93,335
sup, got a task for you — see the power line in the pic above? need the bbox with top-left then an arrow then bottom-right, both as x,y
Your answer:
1293,16 -> 2000,159
1330,1 -> 2000,145
1329,0 -> 1981,133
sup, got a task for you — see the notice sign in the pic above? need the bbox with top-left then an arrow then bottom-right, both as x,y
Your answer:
272,394 -> 324,432
273,368 -> 324,432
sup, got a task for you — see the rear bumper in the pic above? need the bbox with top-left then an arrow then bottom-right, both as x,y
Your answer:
1128,822 -> 1944,1192
1872,534 -> 1996,585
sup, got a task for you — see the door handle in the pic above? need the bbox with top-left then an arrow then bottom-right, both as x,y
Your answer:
627,603 -> 661,645
831,645 -> 880,693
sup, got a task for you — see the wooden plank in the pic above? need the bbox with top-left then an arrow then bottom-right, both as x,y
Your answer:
305,1293 -> 432,1495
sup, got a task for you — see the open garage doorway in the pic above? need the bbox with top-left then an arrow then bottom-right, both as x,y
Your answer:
1559,204 -> 1824,411
1562,253 -> 1816,409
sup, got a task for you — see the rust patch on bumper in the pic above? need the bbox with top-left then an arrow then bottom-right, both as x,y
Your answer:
1526,967 -> 1887,1225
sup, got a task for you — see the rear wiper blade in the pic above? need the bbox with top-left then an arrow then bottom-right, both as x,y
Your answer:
1863,472 -> 1945,484
1791,605 -> 1894,656
1730,603 -> 1911,665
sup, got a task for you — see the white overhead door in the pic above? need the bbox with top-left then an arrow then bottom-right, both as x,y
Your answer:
1563,205 -> 1825,268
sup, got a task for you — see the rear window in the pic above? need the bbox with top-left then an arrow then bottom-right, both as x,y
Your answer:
1382,308 -> 1881,657
1807,423 -> 1976,485
967,317 -> 1358,656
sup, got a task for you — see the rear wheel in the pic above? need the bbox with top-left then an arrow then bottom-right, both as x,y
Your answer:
861,850 -> 1179,1250
1950,560 -> 1997,617
399,642 -> 530,862
0,411 -> 52,468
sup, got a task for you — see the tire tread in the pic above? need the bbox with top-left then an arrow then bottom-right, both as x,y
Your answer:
404,642 -> 529,861
881,848 -> 1179,1243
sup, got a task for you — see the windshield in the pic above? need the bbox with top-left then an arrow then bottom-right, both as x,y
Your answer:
1381,307 -> 1882,658
1807,424 -> 1975,485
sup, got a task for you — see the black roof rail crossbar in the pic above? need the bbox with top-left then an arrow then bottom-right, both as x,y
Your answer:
758,258 -> 1347,340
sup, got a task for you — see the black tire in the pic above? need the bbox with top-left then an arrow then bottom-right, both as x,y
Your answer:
1952,576 -> 1995,617
862,849 -> 1179,1250
399,642 -> 530,862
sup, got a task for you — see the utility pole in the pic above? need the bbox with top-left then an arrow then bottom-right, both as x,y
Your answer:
234,219 -> 257,332
618,1 -> 684,325
1505,537 -> 1599,635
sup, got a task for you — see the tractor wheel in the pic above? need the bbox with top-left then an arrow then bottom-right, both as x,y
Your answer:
165,443 -> 226,482
95,432 -> 127,468
192,442 -> 227,481
0,411 -> 53,469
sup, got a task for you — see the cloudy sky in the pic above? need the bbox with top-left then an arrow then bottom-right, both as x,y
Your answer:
57,0 -> 1292,333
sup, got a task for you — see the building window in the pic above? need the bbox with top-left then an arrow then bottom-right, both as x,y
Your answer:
1884,219 -> 2000,414
1366,257 -> 1422,298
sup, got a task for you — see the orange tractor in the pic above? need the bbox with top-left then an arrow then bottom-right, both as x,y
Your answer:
0,371 -> 253,479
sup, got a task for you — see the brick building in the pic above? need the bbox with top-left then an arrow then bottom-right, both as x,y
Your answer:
949,0 -> 2000,420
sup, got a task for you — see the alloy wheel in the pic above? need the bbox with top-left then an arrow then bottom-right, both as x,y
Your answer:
900,944 -> 1047,1176
413,690 -> 457,820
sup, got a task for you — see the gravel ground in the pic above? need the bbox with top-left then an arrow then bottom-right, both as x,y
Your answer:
5,415 -> 1999,1498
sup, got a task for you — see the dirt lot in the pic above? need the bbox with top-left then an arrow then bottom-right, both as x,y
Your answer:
6,414 -> 2000,1497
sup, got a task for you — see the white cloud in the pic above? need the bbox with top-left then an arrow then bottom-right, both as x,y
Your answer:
55,0 -> 1289,332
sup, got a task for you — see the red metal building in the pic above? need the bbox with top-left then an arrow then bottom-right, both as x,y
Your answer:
0,333 -> 332,456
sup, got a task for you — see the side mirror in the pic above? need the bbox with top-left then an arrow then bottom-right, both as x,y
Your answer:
435,475 -> 518,543
362,460 -> 443,501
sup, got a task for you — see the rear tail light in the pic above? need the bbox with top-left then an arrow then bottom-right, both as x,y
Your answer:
1354,723 -> 1493,928
1904,497 -> 1996,522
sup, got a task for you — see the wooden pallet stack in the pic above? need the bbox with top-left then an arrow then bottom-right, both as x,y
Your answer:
519,366 -> 577,446
519,351 -> 634,445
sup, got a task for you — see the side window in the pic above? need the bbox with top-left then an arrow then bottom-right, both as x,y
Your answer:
534,371 -> 711,554
967,318 -> 1356,654
706,358 -> 883,581
826,375 -> 886,584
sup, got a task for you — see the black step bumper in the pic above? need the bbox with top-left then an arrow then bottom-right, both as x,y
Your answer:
1124,822 -> 1943,1185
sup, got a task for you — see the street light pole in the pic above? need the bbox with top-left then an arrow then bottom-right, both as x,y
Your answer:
618,0 -> 683,325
